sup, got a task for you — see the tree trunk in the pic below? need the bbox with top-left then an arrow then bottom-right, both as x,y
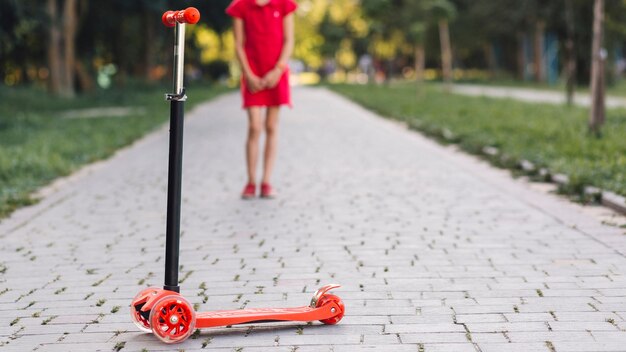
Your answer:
414,44 -> 425,96
47,0 -> 63,95
534,20 -> 546,82
414,44 -> 425,82
516,32 -> 526,80
565,0 -> 577,106
483,43 -> 497,78
143,10 -> 156,81
62,0 -> 78,97
589,0 -> 605,134
75,60 -> 95,92
385,59 -> 393,85
438,19 -> 453,90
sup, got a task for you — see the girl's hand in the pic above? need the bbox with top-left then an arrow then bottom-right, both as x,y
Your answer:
262,68 -> 283,89
246,73 -> 264,93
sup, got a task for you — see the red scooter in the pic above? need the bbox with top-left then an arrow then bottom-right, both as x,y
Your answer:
130,8 -> 345,344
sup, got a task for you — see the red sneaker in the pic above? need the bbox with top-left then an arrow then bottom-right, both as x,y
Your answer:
260,183 -> 276,199
241,183 -> 256,199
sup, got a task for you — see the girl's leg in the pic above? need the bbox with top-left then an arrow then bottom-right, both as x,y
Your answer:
246,107 -> 263,185
261,106 -> 280,185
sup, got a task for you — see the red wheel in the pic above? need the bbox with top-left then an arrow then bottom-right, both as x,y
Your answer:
149,295 -> 196,344
130,287 -> 160,332
316,294 -> 345,325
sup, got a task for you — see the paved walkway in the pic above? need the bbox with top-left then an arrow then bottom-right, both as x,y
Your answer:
1,87 -> 626,352
451,83 -> 626,109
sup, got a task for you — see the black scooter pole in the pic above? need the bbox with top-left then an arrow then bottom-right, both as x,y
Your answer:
163,22 -> 188,293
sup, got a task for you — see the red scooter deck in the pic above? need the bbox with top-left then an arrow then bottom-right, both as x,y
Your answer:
131,284 -> 345,343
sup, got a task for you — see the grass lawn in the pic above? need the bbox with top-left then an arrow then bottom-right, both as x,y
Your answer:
0,83 -> 229,217
330,82 -> 626,198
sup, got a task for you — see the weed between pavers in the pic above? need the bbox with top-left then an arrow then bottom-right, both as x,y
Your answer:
179,270 -> 193,284
41,316 -> 57,325
201,337 -> 212,348
92,274 -> 112,287
90,313 -> 105,324
113,341 -> 125,351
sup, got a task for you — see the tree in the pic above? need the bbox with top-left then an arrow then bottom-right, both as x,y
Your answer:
564,0 -> 576,105
409,23 -> 427,82
427,0 -> 457,88
46,0 -> 63,94
361,0 -> 427,83
45,0 -> 79,97
589,0 -> 605,134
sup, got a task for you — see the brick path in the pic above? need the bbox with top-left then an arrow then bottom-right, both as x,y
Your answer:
1,87 -> 626,352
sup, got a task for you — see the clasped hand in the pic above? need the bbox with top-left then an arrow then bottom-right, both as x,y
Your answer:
246,68 -> 282,94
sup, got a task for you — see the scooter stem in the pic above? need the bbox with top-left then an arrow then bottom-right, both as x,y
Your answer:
163,22 -> 188,293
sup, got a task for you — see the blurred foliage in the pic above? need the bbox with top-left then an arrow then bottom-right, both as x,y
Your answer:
3,0 -> 626,90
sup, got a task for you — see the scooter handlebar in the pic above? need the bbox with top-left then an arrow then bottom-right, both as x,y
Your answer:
162,7 -> 200,27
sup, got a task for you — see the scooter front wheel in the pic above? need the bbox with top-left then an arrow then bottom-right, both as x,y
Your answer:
316,294 -> 345,325
130,287 -> 161,332
149,295 -> 196,343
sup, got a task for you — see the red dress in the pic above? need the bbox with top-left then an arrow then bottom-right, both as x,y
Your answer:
226,0 -> 298,108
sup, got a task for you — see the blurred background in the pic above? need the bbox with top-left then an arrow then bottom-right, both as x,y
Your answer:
1,0 -> 625,218
2,0 -> 626,93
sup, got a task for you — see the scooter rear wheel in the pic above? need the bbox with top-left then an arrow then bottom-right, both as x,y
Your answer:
316,294 -> 345,325
149,295 -> 196,343
130,287 -> 161,332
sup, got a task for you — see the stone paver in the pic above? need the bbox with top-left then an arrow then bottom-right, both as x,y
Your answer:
1,87 -> 626,351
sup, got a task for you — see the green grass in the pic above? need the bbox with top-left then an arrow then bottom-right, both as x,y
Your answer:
0,83 -> 229,217
330,82 -> 626,198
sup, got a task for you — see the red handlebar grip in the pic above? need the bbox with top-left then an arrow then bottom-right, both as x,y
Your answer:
162,7 -> 201,27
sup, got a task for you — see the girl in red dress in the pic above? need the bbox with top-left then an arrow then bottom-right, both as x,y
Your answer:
226,0 -> 297,199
